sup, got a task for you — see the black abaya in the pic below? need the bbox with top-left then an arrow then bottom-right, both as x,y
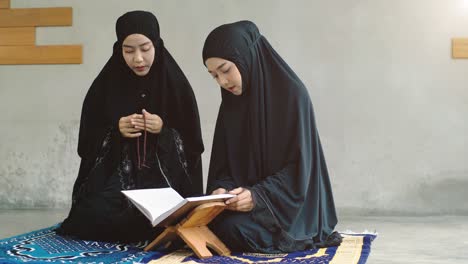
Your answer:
57,11 -> 204,242
203,20 -> 341,253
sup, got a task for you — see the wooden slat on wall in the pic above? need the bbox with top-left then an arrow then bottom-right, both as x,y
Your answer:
0,0 -> 10,9
0,7 -> 72,27
0,28 -> 35,46
452,38 -> 468,59
0,45 -> 82,64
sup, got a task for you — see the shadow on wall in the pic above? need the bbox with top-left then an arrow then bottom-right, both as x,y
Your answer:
415,175 -> 468,215
0,122 -> 79,209
339,172 -> 468,216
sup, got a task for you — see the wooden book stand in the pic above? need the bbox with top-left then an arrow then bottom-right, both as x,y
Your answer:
144,201 -> 231,259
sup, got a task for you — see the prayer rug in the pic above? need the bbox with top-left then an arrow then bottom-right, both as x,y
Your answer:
0,225 -> 376,263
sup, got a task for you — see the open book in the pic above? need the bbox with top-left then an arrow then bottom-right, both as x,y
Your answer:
122,188 -> 235,227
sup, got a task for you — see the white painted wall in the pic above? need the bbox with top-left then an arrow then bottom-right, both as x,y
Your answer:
1,0 -> 467,214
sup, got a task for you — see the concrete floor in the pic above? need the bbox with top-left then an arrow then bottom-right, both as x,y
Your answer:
0,209 -> 467,263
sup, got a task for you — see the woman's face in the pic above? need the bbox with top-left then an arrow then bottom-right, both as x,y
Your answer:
122,34 -> 155,76
205,57 -> 243,96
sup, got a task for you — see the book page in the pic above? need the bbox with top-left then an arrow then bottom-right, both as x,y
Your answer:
186,193 -> 235,202
122,188 -> 183,222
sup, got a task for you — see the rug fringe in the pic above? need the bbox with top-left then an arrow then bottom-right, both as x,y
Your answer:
339,229 -> 378,235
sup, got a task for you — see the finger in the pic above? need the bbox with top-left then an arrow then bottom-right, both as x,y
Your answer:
120,118 -> 130,126
226,202 -> 247,211
225,196 -> 239,205
132,116 -> 159,123
143,113 -> 162,123
212,188 -> 227,195
123,132 -> 142,138
142,109 -> 155,118
235,190 -> 250,201
227,200 -> 253,212
139,117 -> 160,126
123,127 -> 141,133
135,121 -> 161,129
142,110 -> 159,120
228,190 -> 252,209
134,126 -> 158,132
132,120 -> 157,126
131,114 -> 144,120
234,193 -> 251,206
228,187 -> 244,195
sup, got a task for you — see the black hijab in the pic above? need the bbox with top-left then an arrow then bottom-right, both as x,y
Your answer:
203,21 -> 337,249
75,11 -> 204,195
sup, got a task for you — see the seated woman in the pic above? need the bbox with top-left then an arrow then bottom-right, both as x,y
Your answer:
202,21 -> 342,253
56,11 -> 204,242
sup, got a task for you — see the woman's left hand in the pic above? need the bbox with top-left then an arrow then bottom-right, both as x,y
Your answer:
131,109 -> 164,134
225,187 -> 254,212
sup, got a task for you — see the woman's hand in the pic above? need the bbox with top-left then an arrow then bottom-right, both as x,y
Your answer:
131,109 -> 163,134
225,187 -> 254,212
119,114 -> 143,138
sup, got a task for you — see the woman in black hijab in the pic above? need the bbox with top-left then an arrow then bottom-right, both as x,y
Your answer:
203,21 -> 341,253
56,11 -> 204,242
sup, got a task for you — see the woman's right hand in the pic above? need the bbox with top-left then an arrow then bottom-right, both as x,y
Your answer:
119,114 -> 143,138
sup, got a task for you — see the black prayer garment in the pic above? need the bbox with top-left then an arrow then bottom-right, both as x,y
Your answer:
203,21 -> 341,253
56,11 -> 204,242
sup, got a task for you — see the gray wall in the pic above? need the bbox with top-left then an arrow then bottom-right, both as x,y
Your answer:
1,0 -> 467,215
